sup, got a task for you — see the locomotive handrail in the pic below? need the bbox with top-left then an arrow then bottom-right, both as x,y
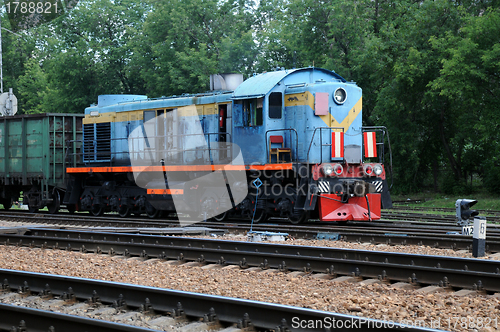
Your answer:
306,127 -> 344,164
66,131 -> 233,167
204,132 -> 233,164
265,128 -> 299,191
362,126 -> 393,190
128,131 -> 233,166
265,128 -> 299,165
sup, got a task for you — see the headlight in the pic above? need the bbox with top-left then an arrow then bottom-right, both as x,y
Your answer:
373,164 -> 383,176
322,164 -> 333,176
333,88 -> 347,104
363,164 -> 374,176
333,164 -> 343,176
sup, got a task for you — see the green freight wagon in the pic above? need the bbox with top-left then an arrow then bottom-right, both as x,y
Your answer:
0,114 -> 83,213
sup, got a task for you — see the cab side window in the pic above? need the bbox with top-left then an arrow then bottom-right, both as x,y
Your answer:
269,92 -> 282,119
234,98 -> 263,127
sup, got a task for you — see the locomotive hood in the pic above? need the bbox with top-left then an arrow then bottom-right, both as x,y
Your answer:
233,67 -> 346,99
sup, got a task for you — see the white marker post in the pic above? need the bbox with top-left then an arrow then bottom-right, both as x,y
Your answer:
472,216 -> 486,257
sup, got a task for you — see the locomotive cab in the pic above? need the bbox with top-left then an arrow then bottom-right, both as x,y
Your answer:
228,68 -> 392,223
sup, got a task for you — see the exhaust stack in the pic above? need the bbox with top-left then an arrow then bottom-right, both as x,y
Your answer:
210,74 -> 243,91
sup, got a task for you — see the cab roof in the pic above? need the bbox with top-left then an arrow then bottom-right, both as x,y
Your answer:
233,67 -> 346,99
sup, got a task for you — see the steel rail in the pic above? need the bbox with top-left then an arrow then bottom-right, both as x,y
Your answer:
336,231 -> 500,252
5,207 -> 500,227
0,269 -> 438,332
5,208 -> 500,231
382,212 -> 500,224
382,211 -> 500,224
1,230 -> 500,292
11,228 -> 500,274
8,220 -> 500,253
0,210 -> 171,228
2,210 -> 500,252
391,205 -> 500,217
2,209 -> 500,233
0,304 -> 156,332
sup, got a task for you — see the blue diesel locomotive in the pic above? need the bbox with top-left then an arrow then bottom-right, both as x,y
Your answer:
62,67 -> 392,224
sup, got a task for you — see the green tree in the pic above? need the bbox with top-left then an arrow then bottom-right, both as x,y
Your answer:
255,0 -> 372,74
430,8 -> 500,192
142,0 -> 258,96
17,58 -> 50,114
8,0 -> 500,195
17,0 -> 149,113
369,0 -> 466,192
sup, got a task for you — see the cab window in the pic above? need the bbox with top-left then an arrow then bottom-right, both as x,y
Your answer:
269,92 -> 282,119
235,98 -> 263,127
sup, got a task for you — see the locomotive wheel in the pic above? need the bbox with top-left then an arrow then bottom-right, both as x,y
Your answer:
90,204 -> 104,216
146,210 -> 160,219
251,210 -> 268,224
288,211 -> 309,225
145,203 -> 160,219
213,212 -> 228,222
47,191 -> 60,214
118,206 -> 131,218
1,199 -> 12,210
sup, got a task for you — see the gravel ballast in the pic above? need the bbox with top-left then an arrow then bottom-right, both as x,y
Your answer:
1,244 -> 499,332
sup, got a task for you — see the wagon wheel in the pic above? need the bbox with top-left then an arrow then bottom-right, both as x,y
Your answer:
288,211 -> 309,225
1,198 -> 12,210
28,205 -> 39,213
250,209 -> 268,224
118,205 -> 131,218
47,191 -> 60,214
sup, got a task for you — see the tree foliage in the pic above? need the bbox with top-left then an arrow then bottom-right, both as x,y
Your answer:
142,0 -> 258,95
4,0 -> 500,193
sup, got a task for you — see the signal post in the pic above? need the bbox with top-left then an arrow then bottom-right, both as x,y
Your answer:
472,216 -> 486,258
456,199 -> 486,257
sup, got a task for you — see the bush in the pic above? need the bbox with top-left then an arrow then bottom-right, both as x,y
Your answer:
483,163 -> 500,194
441,170 -> 472,195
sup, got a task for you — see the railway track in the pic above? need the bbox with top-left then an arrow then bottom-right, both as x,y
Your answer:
3,209 -> 500,228
391,204 -> 500,217
1,228 -> 500,293
2,210 -> 500,253
0,269 -> 435,332
382,210 -> 500,223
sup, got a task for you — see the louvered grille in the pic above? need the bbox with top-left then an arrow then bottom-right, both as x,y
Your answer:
83,122 -> 111,162
95,122 -> 111,160
83,124 -> 94,162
